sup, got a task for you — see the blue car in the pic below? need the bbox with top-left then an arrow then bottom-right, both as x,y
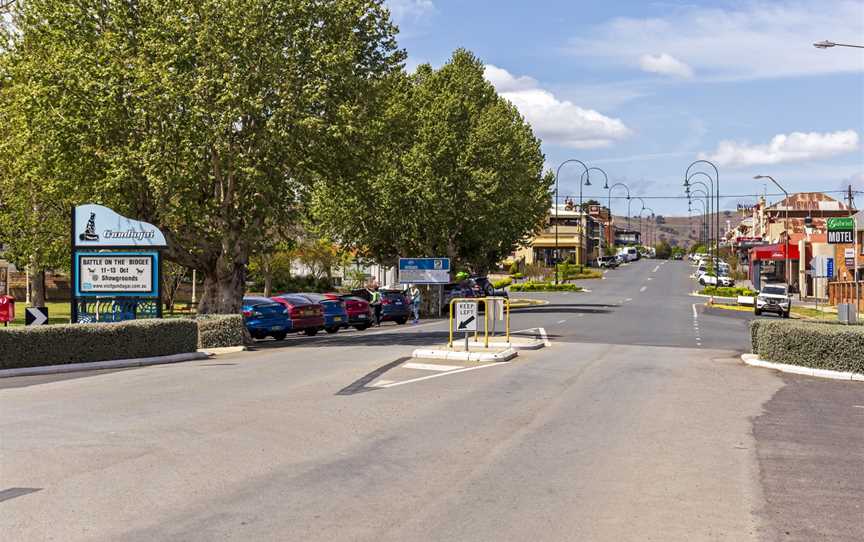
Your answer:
295,293 -> 349,334
242,296 -> 291,340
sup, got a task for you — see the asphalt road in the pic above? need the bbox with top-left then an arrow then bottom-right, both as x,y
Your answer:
1,260 -> 861,541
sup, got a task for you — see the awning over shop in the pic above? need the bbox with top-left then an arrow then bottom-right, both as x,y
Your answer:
750,242 -> 800,261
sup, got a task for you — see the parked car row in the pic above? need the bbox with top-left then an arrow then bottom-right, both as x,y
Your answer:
242,291 -> 377,340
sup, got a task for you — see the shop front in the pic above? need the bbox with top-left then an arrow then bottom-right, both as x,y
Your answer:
749,242 -> 803,291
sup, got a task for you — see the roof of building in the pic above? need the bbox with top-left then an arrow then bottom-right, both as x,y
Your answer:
766,192 -> 851,212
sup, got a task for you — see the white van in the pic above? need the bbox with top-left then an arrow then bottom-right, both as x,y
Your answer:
618,247 -> 639,262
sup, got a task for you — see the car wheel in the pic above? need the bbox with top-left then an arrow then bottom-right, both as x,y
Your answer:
395,317 -> 407,325
303,328 -> 318,336
325,327 -> 339,334
271,331 -> 287,341
354,324 -> 370,331
754,308 -> 761,316
782,310 -> 790,319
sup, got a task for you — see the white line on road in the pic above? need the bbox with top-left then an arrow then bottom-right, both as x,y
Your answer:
640,286 -> 647,292
403,362 -> 464,372
647,277 -> 653,281
373,362 -> 508,388
538,327 -> 551,347
557,319 -> 567,324
624,298 -> 633,303
652,265 -> 660,273
692,304 -> 699,318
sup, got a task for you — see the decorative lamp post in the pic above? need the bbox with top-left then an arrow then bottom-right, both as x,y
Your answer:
553,160 -> 589,283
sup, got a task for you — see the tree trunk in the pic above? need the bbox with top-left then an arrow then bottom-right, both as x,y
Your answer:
263,274 -> 273,298
198,256 -> 246,314
29,267 -> 46,307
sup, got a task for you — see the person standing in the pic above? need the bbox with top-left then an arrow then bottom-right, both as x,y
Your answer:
409,284 -> 421,324
369,285 -> 383,327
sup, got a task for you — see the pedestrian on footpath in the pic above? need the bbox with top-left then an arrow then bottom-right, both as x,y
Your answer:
409,284 -> 421,324
370,285 -> 383,327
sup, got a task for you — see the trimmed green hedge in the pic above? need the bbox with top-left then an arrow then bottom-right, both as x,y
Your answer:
0,319 -> 199,370
750,320 -> 864,373
510,282 -> 583,292
196,315 -> 248,348
492,277 -> 513,289
701,286 -> 757,297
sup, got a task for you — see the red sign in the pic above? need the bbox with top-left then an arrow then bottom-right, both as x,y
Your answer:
0,295 -> 15,324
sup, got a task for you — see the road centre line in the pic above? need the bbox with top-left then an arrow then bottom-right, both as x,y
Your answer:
692,304 -> 699,319
557,319 -> 567,324
373,362 -> 508,388
640,286 -> 647,292
403,362 -> 463,372
652,265 -> 660,273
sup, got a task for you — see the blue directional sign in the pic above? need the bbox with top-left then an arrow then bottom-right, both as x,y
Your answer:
398,258 -> 450,284
826,257 -> 834,278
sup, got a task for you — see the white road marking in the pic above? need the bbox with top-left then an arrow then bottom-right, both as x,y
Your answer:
403,362 -> 464,372
647,277 -> 653,281
538,327 -> 551,347
853,405 -> 864,409
652,265 -> 660,273
373,380 -> 395,387
557,319 -> 567,324
374,362 -> 509,388
640,286 -> 647,292
624,298 -> 633,303
692,304 -> 699,318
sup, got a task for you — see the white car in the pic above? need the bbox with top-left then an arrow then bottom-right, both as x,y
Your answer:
755,283 -> 791,318
699,274 -> 734,287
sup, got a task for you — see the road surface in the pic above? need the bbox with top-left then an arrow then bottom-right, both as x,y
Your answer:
1,260 -> 861,541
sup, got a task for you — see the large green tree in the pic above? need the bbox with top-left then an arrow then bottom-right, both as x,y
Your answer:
0,0 -> 403,313
313,49 -> 552,273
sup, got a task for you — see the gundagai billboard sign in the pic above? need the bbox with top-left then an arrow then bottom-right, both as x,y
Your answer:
74,204 -> 167,248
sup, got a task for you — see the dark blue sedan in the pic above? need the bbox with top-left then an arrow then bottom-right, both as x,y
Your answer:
295,293 -> 349,334
241,296 -> 291,340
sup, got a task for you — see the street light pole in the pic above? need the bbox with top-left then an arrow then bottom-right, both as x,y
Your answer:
579,167 -> 607,261
754,175 -> 791,288
607,182 -> 630,255
553,160 -> 589,284
813,40 -> 864,49
633,197 -> 646,248
686,178 -> 713,265
685,160 -> 720,276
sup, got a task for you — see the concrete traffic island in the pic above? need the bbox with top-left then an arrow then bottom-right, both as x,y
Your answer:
412,334 -> 544,362
741,353 -> 864,381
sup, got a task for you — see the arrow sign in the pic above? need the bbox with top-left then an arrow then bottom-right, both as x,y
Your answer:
454,301 -> 477,331
25,307 -> 49,326
457,315 -> 475,330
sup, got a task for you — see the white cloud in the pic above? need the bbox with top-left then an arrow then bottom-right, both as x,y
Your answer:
484,65 -> 632,149
387,0 -> 435,25
569,1 -> 864,81
701,130 -> 860,168
639,53 -> 693,78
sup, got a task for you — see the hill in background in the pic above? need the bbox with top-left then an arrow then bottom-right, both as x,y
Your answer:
613,211 -> 746,249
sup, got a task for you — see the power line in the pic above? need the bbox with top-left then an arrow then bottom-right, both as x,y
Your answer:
559,190 -> 863,200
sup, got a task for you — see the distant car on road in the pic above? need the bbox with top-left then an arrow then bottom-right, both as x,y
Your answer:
242,296 -> 292,340
596,256 -> 619,268
332,294 -> 373,331
755,283 -> 792,318
699,274 -> 734,287
295,293 -> 350,333
350,288 -> 412,325
270,294 -> 325,336
470,276 -> 509,298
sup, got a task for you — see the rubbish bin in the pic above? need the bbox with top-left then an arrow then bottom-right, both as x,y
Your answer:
0,295 -> 15,326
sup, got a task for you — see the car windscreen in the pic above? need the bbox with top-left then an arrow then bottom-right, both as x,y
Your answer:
762,286 -> 786,296
277,295 -> 312,305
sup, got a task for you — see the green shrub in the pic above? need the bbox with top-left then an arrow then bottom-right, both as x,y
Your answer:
508,262 -> 519,275
564,269 -> 602,280
492,277 -> 513,289
511,273 -> 524,279
509,282 -> 583,292
751,320 -> 864,373
0,319 -> 199,369
750,319 -> 762,353
701,286 -> 756,298
196,314 -> 248,348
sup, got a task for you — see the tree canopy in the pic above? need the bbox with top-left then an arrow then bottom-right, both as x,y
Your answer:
0,0 -> 404,312
312,49 -> 552,273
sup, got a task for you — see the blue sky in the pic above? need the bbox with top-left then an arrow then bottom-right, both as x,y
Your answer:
387,0 -> 864,216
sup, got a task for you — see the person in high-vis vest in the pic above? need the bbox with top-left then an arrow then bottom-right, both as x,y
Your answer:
369,285 -> 383,327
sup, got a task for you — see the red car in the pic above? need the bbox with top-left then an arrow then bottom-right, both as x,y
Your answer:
271,294 -> 325,336
323,293 -> 373,331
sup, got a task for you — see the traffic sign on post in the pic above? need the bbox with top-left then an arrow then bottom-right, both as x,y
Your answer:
25,307 -> 48,326
455,301 -> 477,331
